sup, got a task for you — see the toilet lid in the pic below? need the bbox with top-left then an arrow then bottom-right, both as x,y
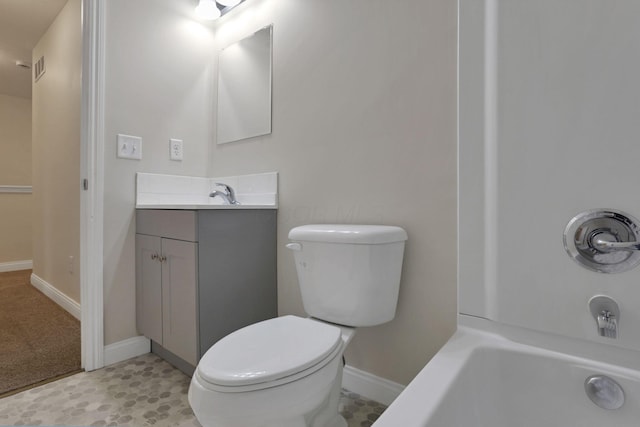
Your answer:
197,315 -> 342,387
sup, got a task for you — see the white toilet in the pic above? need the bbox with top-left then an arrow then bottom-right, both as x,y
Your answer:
188,224 -> 408,427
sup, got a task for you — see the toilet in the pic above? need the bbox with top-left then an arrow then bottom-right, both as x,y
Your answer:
188,224 -> 408,427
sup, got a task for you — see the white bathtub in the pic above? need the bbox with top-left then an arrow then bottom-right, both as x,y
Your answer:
374,316 -> 640,427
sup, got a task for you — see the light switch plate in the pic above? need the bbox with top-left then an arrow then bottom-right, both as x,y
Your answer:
170,139 -> 183,161
117,134 -> 142,160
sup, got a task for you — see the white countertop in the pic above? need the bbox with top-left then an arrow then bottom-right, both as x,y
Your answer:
136,172 -> 278,211
136,203 -> 277,210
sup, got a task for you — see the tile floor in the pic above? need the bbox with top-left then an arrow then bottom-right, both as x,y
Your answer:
0,353 -> 386,426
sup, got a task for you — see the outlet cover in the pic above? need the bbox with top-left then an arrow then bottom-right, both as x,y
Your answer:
117,134 -> 142,160
170,139 -> 183,161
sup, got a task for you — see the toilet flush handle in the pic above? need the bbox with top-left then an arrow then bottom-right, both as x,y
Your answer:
286,243 -> 302,251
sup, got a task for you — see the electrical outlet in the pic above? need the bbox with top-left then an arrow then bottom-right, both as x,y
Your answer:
117,134 -> 142,160
68,255 -> 74,274
170,139 -> 183,161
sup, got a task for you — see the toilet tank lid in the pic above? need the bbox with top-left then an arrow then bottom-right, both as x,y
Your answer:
288,224 -> 407,244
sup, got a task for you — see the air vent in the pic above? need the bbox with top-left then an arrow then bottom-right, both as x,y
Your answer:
34,56 -> 45,82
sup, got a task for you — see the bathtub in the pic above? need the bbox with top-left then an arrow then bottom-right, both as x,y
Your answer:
374,315 -> 640,427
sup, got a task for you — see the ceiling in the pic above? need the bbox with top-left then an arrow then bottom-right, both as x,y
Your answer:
0,0 -> 69,99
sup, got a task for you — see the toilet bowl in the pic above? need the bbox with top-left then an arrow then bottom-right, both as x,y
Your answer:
189,225 -> 407,427
189,316 -> 354,427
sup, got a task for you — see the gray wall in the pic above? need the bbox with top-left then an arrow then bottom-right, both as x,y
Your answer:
32,0 -> 81,301
0,94 -> 32,264
103,0 -> 215,344
103,0 -> 457,386
209,0 -> 458,385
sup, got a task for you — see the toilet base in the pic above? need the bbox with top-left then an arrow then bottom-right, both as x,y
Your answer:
263,414 -> 346,427
307,364 -> 347,427
190,352 -> 347,427
189,320 -> 359,427
329,415 -> 348,427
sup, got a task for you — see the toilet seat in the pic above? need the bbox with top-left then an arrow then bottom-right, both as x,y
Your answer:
196,316 -> 343,392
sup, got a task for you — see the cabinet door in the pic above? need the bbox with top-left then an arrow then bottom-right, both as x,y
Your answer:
136,234 -> 162,344
161,238 -> 198,366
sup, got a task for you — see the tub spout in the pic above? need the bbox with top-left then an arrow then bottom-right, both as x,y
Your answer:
589,295 -> 619,339
596,311 -> 617,339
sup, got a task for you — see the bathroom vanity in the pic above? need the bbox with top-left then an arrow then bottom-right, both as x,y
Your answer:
135,208 -> 277,375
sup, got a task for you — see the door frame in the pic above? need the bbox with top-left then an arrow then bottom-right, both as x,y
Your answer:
80,0 -> 105,371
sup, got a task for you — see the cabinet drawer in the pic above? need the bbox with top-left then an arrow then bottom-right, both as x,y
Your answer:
136,210 -> 197,242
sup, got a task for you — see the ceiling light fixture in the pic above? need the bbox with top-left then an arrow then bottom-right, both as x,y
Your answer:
217,0 -> 241,7
194,0 -> 246,21
195,0 -> 221,20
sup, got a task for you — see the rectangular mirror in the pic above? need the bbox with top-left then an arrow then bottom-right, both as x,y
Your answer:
216,25 -> 273,144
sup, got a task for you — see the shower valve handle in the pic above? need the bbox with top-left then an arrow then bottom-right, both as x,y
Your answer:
592,238 -> 640,252
564,209 -> 640,273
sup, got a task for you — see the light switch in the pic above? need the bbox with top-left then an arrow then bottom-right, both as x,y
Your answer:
117,134 -> 142,160
170,139 -> 183,161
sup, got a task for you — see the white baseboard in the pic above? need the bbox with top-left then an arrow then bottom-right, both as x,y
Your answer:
343,365 -> 405,407
100,338 -> 400,404
29,270 -> 148,367
0,260 -> 33,272
30,273 -> 81,320
104,336 -> 150,366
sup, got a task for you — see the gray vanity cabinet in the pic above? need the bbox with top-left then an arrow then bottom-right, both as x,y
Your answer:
196,209 -> 277,358
136,208 -> 277,374
135,234 -> 163,345
136,210 -> 198,367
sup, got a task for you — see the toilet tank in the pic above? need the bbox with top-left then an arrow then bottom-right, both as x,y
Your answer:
287,225 -> 408,327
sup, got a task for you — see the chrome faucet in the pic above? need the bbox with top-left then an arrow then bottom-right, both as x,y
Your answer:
589,295 -> 619,339
596,310 -> 618,339
209,182 -> 240,205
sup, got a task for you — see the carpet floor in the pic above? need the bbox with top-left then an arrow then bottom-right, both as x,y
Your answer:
0,270 -> 81,396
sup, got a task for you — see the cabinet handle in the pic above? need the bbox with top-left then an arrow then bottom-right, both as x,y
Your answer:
150,253 -> 166,262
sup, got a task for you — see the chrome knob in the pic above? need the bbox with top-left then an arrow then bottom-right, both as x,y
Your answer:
564,209 -> 640,273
